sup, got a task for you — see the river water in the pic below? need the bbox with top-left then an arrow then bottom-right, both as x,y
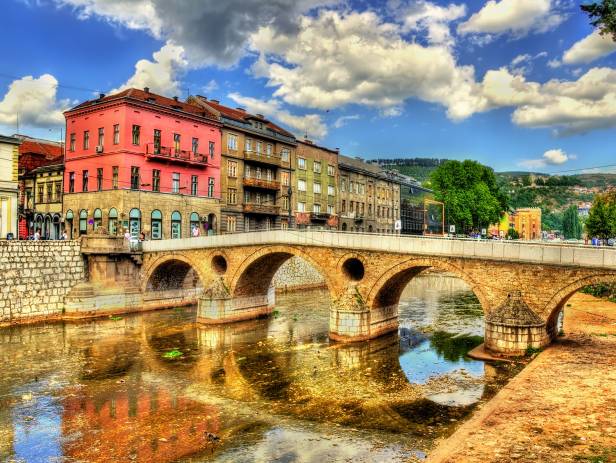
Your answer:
0,273 -> 520,463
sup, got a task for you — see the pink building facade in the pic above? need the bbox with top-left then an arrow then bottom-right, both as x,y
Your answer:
62,88 -> 223,239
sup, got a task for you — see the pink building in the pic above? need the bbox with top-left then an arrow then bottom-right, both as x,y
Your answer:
63,88 -> 222,239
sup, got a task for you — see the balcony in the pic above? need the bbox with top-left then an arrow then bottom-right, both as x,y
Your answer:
242,177 -> 281,190
244,150 -> 281,167
145,143 -> 208,167
243,203 -> 280,215
310,212 -> 331,222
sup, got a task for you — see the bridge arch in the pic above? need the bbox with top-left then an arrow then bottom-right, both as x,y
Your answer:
366,257 -> 490,313
142,253 -> 208,293
229,245 -> 336,299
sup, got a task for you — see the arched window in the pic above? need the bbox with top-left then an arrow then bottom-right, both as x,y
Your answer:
93,208 -> 102,230
129,208 -> 141,237
65,210 -> 74,239
52,214 -> 61,240
190,212 -> 200,237
151,210 -> 162,240
79,209 -> 88,235
171,211 -> 181,239
108,208 -> 118,235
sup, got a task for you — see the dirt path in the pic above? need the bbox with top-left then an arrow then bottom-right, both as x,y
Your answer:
427,293 -> 616,463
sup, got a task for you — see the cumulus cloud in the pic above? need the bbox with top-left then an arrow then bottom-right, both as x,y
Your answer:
111,42 -> 187,95
250,10 -> 484,121
458,0 -> 567,40
562,30 -> 616,65
519,148 -> 573,168
228,92 -> 328,140
55,0 -> 338,67
0,74 -> 68,128
333,114 -> 360,128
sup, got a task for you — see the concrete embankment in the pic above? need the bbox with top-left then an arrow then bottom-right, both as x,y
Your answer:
428,292 -> 616,463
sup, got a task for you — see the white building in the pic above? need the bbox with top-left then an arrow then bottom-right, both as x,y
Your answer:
0,135 -> 20,238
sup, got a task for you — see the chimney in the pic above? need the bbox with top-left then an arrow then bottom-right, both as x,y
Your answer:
173,96 -> 179,102
210,99 -> 220,104
236,107 -> 246,113
144,87 -> 150,93
303,138 -> 313,145
99,93 -> 105,99
256,113 -> 264,119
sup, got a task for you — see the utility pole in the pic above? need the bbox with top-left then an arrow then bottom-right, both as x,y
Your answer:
287,185 -> 292,229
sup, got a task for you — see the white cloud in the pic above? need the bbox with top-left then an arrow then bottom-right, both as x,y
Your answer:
519,148 -> 573,168
509,51 -> 549,75
562,30 -> 616,65
111,42 -> 187,95
201,79 -> 218,94
458,0 -> 567,39
0,74 -> 68,128
228,92 -> 328,140
333,114 -> 360,128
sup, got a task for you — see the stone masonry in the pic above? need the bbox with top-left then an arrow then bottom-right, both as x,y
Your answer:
0,241 -> 84,323
272,256 -> 326,292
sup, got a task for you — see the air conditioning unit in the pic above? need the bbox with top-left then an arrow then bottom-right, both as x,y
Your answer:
95,145 -> 104,153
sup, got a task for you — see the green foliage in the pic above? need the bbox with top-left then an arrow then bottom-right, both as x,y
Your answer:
562,205 -> 583,239
582,0 -> 616,41
525,346 -> 543,356
581,283 -> 616,303
507,227 -> 519,240
430,160 -> 508,233
586,192 -> 616,239
162,348 -> 183,359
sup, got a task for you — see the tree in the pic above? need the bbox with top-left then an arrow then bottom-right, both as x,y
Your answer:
586,192 -> 616,239
507,228 -> 519,240
430,160 -> 508,233
582,0 -> 616,41
562,205 -> 582,239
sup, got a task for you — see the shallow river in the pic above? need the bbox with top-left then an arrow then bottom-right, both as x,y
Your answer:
0,273 -> 520,462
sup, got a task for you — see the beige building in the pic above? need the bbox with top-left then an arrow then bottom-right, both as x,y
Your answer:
189,96 -> 296,233
30,163 -> 64,239
338,155 -> 401,233
0,135 -> 20,239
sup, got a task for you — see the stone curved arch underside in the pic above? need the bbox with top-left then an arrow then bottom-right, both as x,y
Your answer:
542,272 -> 616,321
229,245 -> 335,299
142,253 -> 206,292
366,257 -> 491,313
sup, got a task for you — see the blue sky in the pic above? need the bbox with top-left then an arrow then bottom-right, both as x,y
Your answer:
1,0 -> 615,173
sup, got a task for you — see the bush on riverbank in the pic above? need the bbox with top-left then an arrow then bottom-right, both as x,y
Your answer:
580,283 -> 616,303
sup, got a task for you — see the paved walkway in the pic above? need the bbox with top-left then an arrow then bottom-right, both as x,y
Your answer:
428,293 -> 616,463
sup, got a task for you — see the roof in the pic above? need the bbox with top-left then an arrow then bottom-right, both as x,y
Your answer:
190,95 -> 295,139
67,88 -> 220,123
486,291 -> 544,326
30,163 -> 64,175
15,135 -> 63,160
297,138 -> 339,155
0,134 -> 21,145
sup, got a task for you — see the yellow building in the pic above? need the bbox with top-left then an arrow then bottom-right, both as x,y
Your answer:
31,163 -> 64,239
0,135 -> 20,239
490,207 -> 542,240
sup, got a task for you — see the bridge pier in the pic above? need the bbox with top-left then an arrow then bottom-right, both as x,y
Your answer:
197,279 -> 274,324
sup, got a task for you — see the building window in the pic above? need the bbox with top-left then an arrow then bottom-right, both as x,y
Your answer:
174,133 -> 181,154
191,175 -> 198,196
245,165 -> 251,178
328,185 -> 335,196
108,208 -> 118,235
171,211 -> 181,239
151,210 -> 162,240
97,127 -> 104,147
82,170 -> 89,192
298,157 -> 306,170
282,195 -> 289,210
153,129 -> 161,154
112,167 -> 118,189
227,133 -> 238,151
152,170 -> 160,192
341,200 -> 346,213
172,173 -> 180,193
208,177 -> 214,197
328,165 -> 335,176
129,208 -> 141,237
281,219 -> 288,230
266,169 -> 273,181
69,172 -> 75,193
190,212 -> 200,236
209,141 -> 215,159
113,124 -> 119,144
45,183 -> 52,203
298,179 -> 306,192
228,160 -> 237,177
132,125 -> 140,145
341,179 -> 346,192
131,166 -> 140,190
97,168 -> 103,191
245,138 -> 252,152
297,202 -> 306,212
256,141 -> 262,154
37,184 -> 44,203
266,144 -> 272,155
244,216 -> 250,232
227,216 -> 236,233
93,209 -> 102,230
192,137 -> 199,154
281,171 -> 290,186
54,181 -> 62,201
83,131 -> 89,150
281,148 -> 290,162
256,167 -> 262,179
313,182 -> 321,194
314,161 -> 321,173
69,133 -> 75,152
228,188 -> 237,205
328,204 -> 335,214
313,203 -> 321,213
244,191 -> 250,204
79,210 -> 87,236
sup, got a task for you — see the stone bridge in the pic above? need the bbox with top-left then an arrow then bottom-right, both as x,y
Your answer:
76,230 -> 616,356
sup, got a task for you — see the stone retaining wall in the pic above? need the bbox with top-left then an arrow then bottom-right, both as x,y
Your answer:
272,256 -> 326,291
0,241 -> 84,323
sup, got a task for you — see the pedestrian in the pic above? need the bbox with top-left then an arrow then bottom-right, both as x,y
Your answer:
139,231 -> 146,241
33,229 -> 41,241
123,228 -> 131,241
192,225 -> 200,237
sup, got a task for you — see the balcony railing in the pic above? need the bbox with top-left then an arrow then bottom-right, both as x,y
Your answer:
244,150 -> 281,167
310,212 -> 331,221
145,143 -> 208,167
242,177 -> 281,190
243,203 -> 281,215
